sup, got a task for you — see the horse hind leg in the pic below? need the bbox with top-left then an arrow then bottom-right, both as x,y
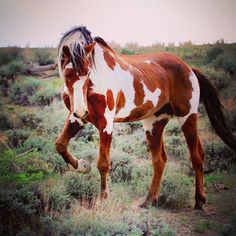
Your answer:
140,116 -> 169,208
178,113 -> 206,210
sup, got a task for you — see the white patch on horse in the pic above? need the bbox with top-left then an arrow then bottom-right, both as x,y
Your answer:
142,116 -> 158,132
62,84 -> 69,95
142,81 -> 161,106
144,60 -> 152,64
73,77 -> 87,117
177,71 -> 200,126
103,108 -> 115,134
90,44 -> 136,119
65,62 -> 73,69
69,113 -> 84,125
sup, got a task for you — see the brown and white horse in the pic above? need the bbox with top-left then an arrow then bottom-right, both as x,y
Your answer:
55,26 -> 236,210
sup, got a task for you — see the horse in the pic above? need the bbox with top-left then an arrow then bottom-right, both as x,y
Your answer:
55,26 -> 236,210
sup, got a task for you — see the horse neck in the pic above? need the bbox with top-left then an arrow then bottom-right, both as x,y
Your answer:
91,44 -> 117,75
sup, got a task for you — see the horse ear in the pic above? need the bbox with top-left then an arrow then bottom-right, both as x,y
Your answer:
62,45 -> 71,59
85,42 -> 96,55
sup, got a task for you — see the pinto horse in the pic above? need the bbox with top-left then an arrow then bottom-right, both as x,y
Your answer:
55,26 -> 236,209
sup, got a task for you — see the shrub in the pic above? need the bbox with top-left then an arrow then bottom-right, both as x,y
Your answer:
110,149 -> 134,182
0,47 -> 23,66
206,46 -> 224,63
19,112 -> 42,129
0,187 -> 40,235
29,85 -> 59,106
202,66 -> 231,90
0,112 -> 11,130
6,129 -> 30,148
165,134 -> 187,158
158,164 -> 192,208
165,120 -> 181,136
34,50 -> 54,66
9,77 -> 41,105
65,170 -> 100,202
204,140 -> 235,171
213,53 -> 236,75
130,164 -> 152,197
121,48 -> 136,55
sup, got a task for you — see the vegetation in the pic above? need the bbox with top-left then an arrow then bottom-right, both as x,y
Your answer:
0,42 -> 235,235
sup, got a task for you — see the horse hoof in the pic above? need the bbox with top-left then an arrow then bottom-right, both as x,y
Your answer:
139,202 -> 148,209
77,159 -> 91,173
194,201 -> 205,211
100,190 -> 110,200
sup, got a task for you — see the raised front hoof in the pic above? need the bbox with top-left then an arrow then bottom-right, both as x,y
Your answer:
77,159 -> 91,173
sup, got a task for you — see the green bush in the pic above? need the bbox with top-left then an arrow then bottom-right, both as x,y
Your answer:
0,111 -> 11,130
130,164 -> 152,197
206,46 -> 224,63
165,134 -> 187,158
165,120 -> 181,136
158,165 -> 192,208
213,53 -> 236,75
29,85 -> 59,106
110,150 -> 134,182
65,171 -> 100,202
121,48 -> 136,55
204,140 -> 235,171
6,129 -> 30,148
0,47 -> 24,66
9,77 -> 41,105
19,112 -> 42,129
34,50 -> 54,66
202,66 -> 231,90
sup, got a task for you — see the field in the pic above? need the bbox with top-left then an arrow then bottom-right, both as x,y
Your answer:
0,42 -> 236,235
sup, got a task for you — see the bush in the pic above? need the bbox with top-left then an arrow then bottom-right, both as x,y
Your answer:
130,164 -> 152,197
34,50 -> 54,66
19,112 -> 42,129
0,187 -> 40,235
202,66 -> 231,90
121,48 -> 136,55
206,46 -> 224,63
110,150 -> 134,182
65,171 -> 100,203
6,129 -> 30,148
158,164 -> 192,208
0,47 -> 24,66
213,53 -> 236,75
9,77 -> 41,105
29,85 -> 59,106
0,112 -> 11,130
204,140 -> 235,171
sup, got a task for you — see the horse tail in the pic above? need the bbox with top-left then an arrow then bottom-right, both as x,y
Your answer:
192,67 -> 236,152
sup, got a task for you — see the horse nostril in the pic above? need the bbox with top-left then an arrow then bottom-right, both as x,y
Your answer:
73,112 -> 79,118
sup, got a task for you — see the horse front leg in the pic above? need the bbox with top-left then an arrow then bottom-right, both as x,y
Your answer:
97,130 -> 112,199
55,114 -> 91,173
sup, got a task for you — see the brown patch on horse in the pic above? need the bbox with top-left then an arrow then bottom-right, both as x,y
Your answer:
86,92 -> 107,130
121,101 -> 154,122
154,103 -> 173,118
64,68 -> 79,89
106,89 -> 115,111
133,78 -> 145,106
103,51 -> 116,70
116,90 -> 126,114
62,92 -> 70,111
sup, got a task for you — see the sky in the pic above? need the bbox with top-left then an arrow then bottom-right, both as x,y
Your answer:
0,0 -> 236,47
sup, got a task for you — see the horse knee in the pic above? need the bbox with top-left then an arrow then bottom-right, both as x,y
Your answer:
97,159 -> 110,174
55,140 -> 66,154
191,154 -> 204,172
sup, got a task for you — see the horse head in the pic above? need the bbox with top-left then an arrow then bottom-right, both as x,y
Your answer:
58,26 -> 96,119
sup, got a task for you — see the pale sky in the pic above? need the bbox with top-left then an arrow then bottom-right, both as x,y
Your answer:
0,0 -> 236,47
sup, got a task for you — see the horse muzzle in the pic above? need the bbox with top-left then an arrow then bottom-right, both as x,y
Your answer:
73,111 -> 89,120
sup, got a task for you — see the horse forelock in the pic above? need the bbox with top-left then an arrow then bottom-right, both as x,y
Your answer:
58,26 -> 94,75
